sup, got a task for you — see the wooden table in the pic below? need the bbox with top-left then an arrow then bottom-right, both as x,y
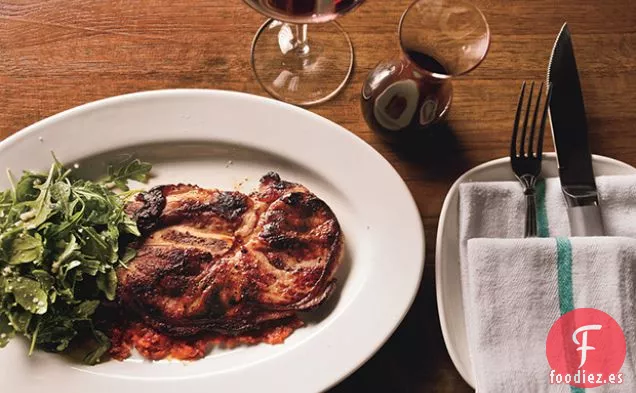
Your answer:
1,1 -> 634,391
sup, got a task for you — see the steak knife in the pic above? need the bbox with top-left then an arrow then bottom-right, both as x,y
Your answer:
547,23 -> 604,236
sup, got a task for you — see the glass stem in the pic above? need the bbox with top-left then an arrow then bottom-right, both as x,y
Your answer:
295,24 -> 310,56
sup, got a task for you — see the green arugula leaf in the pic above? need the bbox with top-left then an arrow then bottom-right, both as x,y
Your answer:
121,214 -> 141,236
15,172 -> 45,202
0,314 -> 15,347
0,189 -> 12,205
9,234 -> 44,265
83,330 -> 110,365
74,300 -> 100,319
96,269 -> 117,301
120,247 -> 137,266
34,314 -> 76,352
10,278 -> 47,314
32,270 -> 55,292
8,307 -> 32,333
50,180 -> 71,218
52,234 -> 79,275
49,201 -> 83,237
80,227 -> 111,260
21,163 -> 57,228
105,158 -> 152,191
59,260 -> 83,279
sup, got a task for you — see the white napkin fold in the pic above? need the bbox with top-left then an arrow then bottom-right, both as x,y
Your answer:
459,175 -> 636,243
459,175 -> 636,393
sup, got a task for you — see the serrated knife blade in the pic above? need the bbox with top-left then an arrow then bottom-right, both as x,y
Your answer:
547,23 -> 604,236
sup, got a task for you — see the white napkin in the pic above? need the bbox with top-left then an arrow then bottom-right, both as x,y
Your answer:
459,175 -> 636,243
466,237 -> 636,393
459,175 -> 636,393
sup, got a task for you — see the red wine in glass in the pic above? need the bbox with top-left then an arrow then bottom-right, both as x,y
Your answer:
250,0 -> 365,23
361,49 -> 452,141
243,0 -> 365,106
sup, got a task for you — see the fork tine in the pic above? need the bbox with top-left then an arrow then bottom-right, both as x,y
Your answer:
511,81 -> 527,157
528,81 -> 544,157
520,81 -> 535,157
537,82 -> 553,157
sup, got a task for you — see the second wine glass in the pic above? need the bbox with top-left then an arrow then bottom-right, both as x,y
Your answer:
243,0 -> 365,106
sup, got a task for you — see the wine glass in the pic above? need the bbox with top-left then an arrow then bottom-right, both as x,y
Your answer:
361,0 -> 490,141
243,0 -> 365,106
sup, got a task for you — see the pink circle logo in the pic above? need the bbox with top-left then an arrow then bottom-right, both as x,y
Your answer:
546,308 -> 626,388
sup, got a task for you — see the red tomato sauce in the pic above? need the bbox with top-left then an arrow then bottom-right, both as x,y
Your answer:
107,318 -> 303,361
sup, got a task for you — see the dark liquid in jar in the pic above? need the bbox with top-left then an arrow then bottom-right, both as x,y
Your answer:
405,50 -> 448,75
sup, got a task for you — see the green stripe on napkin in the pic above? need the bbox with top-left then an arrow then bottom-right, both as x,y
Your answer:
556,237 -> 574,315
536,180 -> 550,238
556,237 -> 585,393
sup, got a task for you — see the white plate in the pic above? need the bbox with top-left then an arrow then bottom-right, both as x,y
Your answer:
0,90 -> 425,393
435,153 -> 636,387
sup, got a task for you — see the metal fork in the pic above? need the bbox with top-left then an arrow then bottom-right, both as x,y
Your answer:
510,81 -> 553,237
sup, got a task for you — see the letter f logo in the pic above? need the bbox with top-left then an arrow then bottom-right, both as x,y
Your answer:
573,324 -> 602,368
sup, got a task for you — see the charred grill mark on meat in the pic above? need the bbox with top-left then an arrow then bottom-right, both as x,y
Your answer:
118,173 -> 343,337
126,186 -> 166,234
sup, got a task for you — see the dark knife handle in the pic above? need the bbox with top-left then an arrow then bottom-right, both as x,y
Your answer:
567,205 -> 605,236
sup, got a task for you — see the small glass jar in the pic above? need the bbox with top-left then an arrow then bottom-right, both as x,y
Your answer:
361,0 -> 490,142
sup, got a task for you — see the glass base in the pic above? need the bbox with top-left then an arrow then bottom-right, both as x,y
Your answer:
250,19 -> 354,106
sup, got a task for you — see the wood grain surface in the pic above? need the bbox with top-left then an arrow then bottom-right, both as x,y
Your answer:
1,1 -> 635,391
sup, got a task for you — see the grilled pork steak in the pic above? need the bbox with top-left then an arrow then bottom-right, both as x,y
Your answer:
119,173 -> 343,336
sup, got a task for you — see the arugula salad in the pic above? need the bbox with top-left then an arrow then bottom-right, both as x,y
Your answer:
0,157 -> 151,364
